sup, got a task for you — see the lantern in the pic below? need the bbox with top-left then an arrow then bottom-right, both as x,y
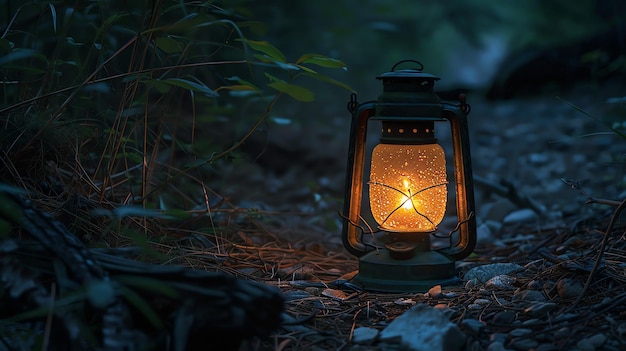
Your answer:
341,60 -> 477,292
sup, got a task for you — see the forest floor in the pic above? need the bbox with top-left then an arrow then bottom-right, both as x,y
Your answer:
197,80 -> 626,350
3,80 -> 626,351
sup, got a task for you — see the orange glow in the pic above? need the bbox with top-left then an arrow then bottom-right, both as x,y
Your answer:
369,143 -> 447,232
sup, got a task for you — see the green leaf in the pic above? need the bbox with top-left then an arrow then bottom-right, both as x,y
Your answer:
297,54 -> 348,69
155,36 -> 183,54
0,49 -> 46,66
142,13 -> 206,35
161,78 -> 219,97
238,38 -> 286,63
218,76 -> 260,92
299,71 -> 355,93
49,4 -> 57,33
268,81 -> 314,102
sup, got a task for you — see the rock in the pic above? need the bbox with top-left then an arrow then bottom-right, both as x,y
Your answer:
508,338 -> 538,350
480,199 -> 517,222
535,344 -> 559,351
492,311 -> 517,324
379,304 -> 465,351
524,302 -> 558,317
556,278 -> 583,299
503,209 -> 538,225
461,319 -> 485,335
464,263 -> 525,284
428,285 -> 443,298
477,222 -> 496,244
576,334 -> 606,351
511,289 -> 546,303
509,328 -> 532,337
485,275 -> 516,290
486,341 -> 507,351
351,327 -> 379,345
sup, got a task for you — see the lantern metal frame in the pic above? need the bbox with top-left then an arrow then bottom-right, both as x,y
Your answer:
341,60 -> 477,292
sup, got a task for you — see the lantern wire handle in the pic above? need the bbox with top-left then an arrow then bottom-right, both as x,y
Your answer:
458,93 -> 471,115
433,211 -> 475,249
347,93 -> 359,112
337,211 -> 381,253
391,59 -> 423,72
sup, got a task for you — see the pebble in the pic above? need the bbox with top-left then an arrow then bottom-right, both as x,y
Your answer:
512,289 -> 546,303
524,302 -> 558,317
486,341 -> 507,351
535,344 -> 559,351
351,327 -> 379,345
485,275 -> 517,290
508,338 -> 538,350
509,328 -> 532,337
492,311 -> 517,324
428,285 -> 443,298
461,319 -> 485,335
556,278 -> 583,299
464,263 -> 525,284
576,334 -> 606,351
503,208 -> 538,225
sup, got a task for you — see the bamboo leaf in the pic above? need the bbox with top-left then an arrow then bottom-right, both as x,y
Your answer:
161,78 -> 219,97
238,38 -> 286,63
49,4 -> 57,33
268,81 -> 314,102
299,71 -> 355,93
297,54 -> 347,69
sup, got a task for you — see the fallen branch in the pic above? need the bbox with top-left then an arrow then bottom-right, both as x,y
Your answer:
474,175 -> 545,214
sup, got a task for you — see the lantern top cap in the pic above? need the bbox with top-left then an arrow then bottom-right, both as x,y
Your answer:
376,59 -> 440,81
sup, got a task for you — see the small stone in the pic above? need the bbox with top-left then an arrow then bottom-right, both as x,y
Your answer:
490,333 -> 508,344
464,263 -> 525,284
512,289 -> 546,303
577,334 -> 606,351
509,328 -> 532,337
522,318 -> 540,326
526,279 -> 544,290
554,327 -> 570,339
379,304 -> 465,351
492,311 -> 517,324
474,298 -> 491,305
461,319 -> 485,335
481,198 -> 517,222
535,344 -> 558,351
477,222 -> 495,244
503,209 -> 538,225
486,341 -> 506,351
556,278 -> 583,299
524,302 -> 558,317
485,275 -> 516,290
351,327 -> 379,345
508,338 -> 538,350
428,285 -> 443,298
529,152 -> 549,164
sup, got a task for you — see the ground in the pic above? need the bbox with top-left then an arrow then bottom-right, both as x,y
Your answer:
208,79 -> 626,350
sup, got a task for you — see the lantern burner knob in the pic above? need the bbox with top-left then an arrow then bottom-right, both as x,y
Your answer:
385,241 -> 418,260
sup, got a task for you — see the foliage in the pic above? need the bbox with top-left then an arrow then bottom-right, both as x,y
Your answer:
0,0 -> 351,248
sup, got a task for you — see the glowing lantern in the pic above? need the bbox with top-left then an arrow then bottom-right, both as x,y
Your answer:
341,60 -> 477,292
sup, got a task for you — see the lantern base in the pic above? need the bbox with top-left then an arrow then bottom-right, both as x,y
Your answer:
353,249 -> 458,293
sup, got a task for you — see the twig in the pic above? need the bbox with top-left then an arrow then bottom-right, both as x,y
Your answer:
571,197 -> 626,308
473,175 -> 545,214
561,178 -> 622,207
